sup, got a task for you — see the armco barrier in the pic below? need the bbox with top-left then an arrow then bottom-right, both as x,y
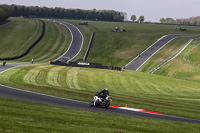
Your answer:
83,31 -> 95,62
51,61 -> 121,71
0,20 -> 45,60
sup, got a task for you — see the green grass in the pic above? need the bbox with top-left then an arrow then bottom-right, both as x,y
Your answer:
14,20 -> 72,63
62,20 -> 200,67
154,38 -> 200,81
1,18 -> 200,132
138,37 -> 190,72
0,64 -> 199,120
1,97 -> 199,133
0,18 -> 42,58
0,18 -> 72,63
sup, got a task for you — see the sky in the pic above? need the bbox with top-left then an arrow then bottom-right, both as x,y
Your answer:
0,0 -> 200,22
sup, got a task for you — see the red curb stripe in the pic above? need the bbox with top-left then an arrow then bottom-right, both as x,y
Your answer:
109,105 -> 121,108
139,110 -> 163,115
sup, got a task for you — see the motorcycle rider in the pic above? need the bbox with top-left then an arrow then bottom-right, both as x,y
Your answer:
99,88 -> 109,99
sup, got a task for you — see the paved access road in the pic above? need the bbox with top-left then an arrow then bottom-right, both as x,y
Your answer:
56,21 -> 83,61
124,34 -> 192,71
0,84 -> 200,124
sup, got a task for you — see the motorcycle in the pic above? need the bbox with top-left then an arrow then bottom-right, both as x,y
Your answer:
89,92 -> 112,108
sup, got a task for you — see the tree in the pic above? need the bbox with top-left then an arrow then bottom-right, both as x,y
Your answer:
175,19 -> 182,24
138,16 -> 145,23
1,4 -> 126,22
160,18 -> 166,23
166,17 -> 175,24
113,15 -> 124,22
131,15 -> 137,22
0,7 -> 9,21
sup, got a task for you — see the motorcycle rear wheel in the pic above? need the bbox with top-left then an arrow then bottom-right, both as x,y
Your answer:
89,100 -> 94,106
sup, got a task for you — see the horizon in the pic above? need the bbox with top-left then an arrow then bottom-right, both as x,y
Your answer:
0,0 -> 200,22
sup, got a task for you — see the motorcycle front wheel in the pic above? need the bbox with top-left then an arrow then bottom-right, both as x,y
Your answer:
101,100 -> 110,108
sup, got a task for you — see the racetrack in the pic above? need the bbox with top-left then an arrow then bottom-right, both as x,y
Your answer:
0,84 -> 200,124
55,21 -> 83,61
0,63 -> 34,74
0,22 -> 200,124
124,34 -> 193,71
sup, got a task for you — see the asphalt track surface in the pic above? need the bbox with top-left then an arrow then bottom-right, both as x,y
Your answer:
55,21 -> 83,61
125,34 -> 192,71
0,84 -> 200,124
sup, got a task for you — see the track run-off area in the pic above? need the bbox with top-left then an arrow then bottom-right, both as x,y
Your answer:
0,20 -> 200,124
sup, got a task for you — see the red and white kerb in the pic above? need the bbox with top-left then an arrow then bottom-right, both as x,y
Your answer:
109,105 -> 163,115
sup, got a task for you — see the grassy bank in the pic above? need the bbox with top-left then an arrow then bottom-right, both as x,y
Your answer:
0,18 -> 42,58
0,18 -> 71,63
14,20 -> 72,63
154,39 -> 200,81
0,64 -> 199,120
1,97 -> 199,133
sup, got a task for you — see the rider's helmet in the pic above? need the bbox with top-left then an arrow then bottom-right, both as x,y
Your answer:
104,88 -> 108,91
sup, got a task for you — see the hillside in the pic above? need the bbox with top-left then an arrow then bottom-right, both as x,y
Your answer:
0,18 -> 42,58
15,20 -> 72,63
0,18 -> 200,132
64,20 -> 200,67
154,38 -> 200,81
0,18 -> 72,63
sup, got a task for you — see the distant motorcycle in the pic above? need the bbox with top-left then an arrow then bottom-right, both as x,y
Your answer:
89,92 -> 112,108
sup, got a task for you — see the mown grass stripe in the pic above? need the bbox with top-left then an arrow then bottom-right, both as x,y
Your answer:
46,66 -> 65,87
66,67 -> 80,89
57,67 -> 68,88
23,65 -> 52,86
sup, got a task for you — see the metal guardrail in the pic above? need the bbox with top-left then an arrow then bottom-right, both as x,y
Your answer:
51,61 -> 121,71
83,31 -> 95,62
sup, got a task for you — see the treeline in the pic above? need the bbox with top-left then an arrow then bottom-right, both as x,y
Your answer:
177,16 -> 200,25
160,17 -> 200,25
0,4 -> 125,22
0,6 -> 10,21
